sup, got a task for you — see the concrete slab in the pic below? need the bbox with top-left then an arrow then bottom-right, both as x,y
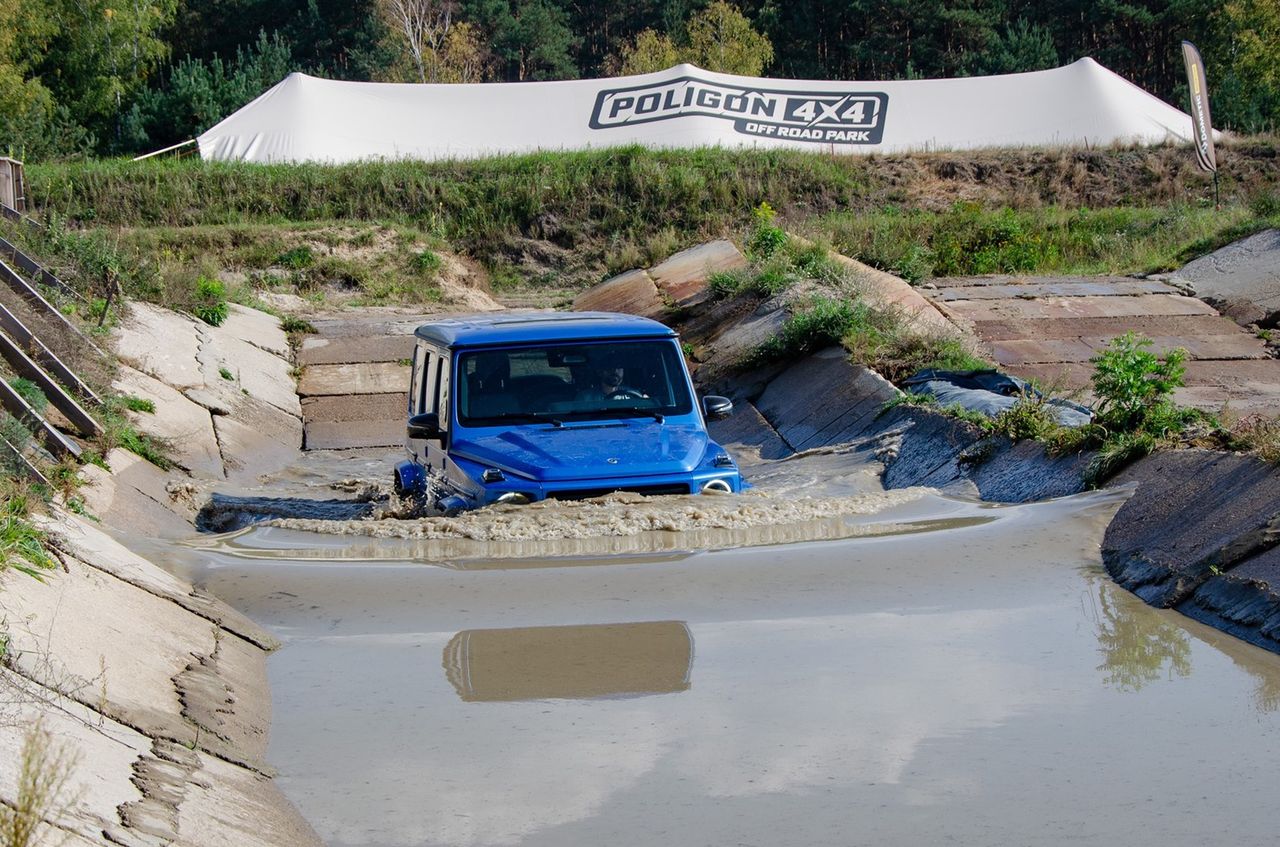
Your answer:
971,314 -> 1243,342
1230,543 -> 1280,588
174,626 -> 272,763
39,511 -> 277,651
217,303 -> 289,357
572,269 -> 667,318
1171,228 -> 1280,325
175,750 -> 324,847
989,338 -> 1100,365
297,362 -> 409,397
114,301 -> 204,389
0,666 -> 147,842
942,294 -> 1218,321
202,330 -> 301,417
969,439 -> 1092,504
305,419 -> 405,450
756,348 -> 864,446
649,240 -> 747,308
793,369 -> 901,451
112,365 -> 224,479
702,303 -> 790,371
297,335 -> 415,366
302,392 -> 407,423
306,313 -> 439,339
214,396 -> 304,484
2,550 -> 216,750
991,334 -> 1268,364
76,448 -> 200,537
829,254 -> 953,332
1104,450 -> 1280,606
707,400 -> 791,463
882,410 -> 984,490
999,363 -> 1095,397
930,273 -> 1152,288
935,280 -> 1174,300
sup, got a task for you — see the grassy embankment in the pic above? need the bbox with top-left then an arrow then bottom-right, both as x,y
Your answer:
24,139 -> 1280,310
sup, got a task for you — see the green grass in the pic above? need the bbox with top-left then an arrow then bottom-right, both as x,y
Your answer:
280,315 -> 316,334
20,143 -> 1280,309
0,480 -> 55,580
120,395 -> 155,413
814,201 -> 1280,281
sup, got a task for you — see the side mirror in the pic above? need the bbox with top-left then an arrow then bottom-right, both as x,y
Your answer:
702,395 -> 733,421
408,412 -> 443,440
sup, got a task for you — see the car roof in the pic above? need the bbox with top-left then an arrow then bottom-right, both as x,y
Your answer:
414,311 -> 678,348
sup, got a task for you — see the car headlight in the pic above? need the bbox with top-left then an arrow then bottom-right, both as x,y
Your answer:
700,479 -> 733,494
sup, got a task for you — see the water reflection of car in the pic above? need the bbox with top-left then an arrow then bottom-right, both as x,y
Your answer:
444,621 -> 694,702
393,312 -> 742,514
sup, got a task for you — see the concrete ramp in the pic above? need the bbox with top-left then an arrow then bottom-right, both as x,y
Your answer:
926,274 -> 1280,413
1170,228 -> 1280,327
296,314 -> 423,450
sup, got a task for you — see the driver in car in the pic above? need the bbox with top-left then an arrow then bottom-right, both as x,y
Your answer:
577,362 -> 647,401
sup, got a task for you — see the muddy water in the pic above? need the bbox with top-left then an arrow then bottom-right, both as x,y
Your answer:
180,484 -> 1280,847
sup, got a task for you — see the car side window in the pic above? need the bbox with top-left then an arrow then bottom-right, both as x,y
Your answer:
410,346 -> 425,414
435,355 -> 449,429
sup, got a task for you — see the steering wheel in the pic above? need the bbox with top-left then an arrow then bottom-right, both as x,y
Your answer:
608,387 -> 646,400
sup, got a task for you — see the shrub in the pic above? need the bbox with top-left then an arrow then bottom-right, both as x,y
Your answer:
281,315 -> 316,334
746,296 -> 856,365
278,245 -> 315,269
747,201 -> 787,260
414,249 -> 443,274
991,396 -> 1059,442
1090,332 -> 1187,432
191,276 -> 229,326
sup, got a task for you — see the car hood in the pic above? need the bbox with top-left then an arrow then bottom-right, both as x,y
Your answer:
452,420 -> 708,483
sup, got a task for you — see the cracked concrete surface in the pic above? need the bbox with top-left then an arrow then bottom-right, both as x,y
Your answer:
0,300 -> 319,846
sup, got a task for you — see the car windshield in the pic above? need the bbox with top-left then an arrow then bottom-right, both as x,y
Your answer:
457,340 -> 694,426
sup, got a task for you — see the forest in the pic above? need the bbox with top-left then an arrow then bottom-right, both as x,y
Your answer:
0,0 -> 1276,161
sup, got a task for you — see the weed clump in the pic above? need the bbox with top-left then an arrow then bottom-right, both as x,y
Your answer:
0,480 -> 55,580
1059,333 -> 1207,484
0,721 -> 80,846
191,276 -> 230,326
278,245 -> 315,269
747,202 -> 787,260
745,296 -> 856,366
414,249 -> 443,274
1226,414 -> 1280,464
281,315 -> 316,334
121,395 -> 155,413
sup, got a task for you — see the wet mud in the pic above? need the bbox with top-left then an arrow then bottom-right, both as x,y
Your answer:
178,484 -> 1280,847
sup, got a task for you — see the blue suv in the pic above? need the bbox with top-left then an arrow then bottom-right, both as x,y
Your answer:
393,312 -> 743,513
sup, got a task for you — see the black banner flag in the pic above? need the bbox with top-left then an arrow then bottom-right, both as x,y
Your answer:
1181,41 -> 1217,174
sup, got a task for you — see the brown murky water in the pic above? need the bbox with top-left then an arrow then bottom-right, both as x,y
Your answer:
180,480 -> 1280,847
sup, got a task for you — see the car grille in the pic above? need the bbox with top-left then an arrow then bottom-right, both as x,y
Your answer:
546,484 -> 691,501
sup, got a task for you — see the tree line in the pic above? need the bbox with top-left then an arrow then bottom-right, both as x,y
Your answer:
1,0 -> 1275,161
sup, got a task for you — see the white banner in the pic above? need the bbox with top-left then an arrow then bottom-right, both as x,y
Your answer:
198,59 -> 1200,164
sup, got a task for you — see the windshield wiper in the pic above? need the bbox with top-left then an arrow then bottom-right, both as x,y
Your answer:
608,407 -> 665,422
476,412 -> 563,427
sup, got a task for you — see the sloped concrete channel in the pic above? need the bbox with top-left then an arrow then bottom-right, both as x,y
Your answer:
5,236 -> 1280,844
